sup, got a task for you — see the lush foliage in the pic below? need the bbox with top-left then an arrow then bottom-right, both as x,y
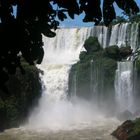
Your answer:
128,118 -> 140,140
0,0 -> 139,92
68,37 -> 117,110
112,118 -> 140,140
0,61 -> 41,131
105,45 -> 132,60
84,37 -> 102,53
69,36 -> 135,112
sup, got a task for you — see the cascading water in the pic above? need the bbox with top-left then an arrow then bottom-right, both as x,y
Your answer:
109,23 -> 139,114
27,28 -> 115,130
109,23 -> 140,51
0,23 -> 140,140
70,70 -> 77,99
90,59 -> 104,105
115,61 -> 135,113
27,28 -> 94,129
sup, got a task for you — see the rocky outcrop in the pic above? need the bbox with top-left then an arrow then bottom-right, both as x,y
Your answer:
84,36 -> 102,53
68,37 -> 117,112
119,46 -> 132,59
69,36 -> 134,101
112,118 -> 140,140
105,45 -> 132,61
0,61 -> 42,131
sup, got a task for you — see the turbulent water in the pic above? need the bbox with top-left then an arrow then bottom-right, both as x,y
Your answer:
0,121 -> 119,140
1,23 -> 140,139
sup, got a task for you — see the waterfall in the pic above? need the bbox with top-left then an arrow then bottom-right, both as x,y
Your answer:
90,59 -> 103,104
1,23 -> 140,140
90,60 -> 94,96
71,71 -> 77,99
115,61 -> 135,113
40,28 -> 92,100
27,23 -> 140,129
109,23 -> 140,51
111,23 -> 139,113
27,28 -> 105,130
109,23 -> 129,47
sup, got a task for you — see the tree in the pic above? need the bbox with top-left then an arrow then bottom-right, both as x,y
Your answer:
0,0 -> 139,93
111,16 -> 128,25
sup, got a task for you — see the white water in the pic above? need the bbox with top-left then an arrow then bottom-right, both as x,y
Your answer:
1,23 -> 140,139
115,61 -> 134,113
27,28 -> 118,130
109,23 -> 140,51
35,23 -> 139,127
0,27 -> 119,140
110,23 -> 139,113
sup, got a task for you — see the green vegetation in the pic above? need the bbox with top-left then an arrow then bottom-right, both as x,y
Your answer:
112,16 -> 128,25
105,45 -> 132,60
112,118 -> 140,140
104,45 -> 120,60
0,61 -> 42,131
103,13 -> 140,26
129,14 -> 140,23
84,37 -> 102,53
69,36 -> 135,113
127,118 -> 140,140
69,37 -> 117,106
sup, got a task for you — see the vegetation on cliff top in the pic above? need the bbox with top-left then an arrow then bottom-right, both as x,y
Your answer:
69,36 -> 135,114
69,37 -> 117,110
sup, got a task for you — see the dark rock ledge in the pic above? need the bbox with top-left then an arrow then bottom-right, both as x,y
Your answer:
112,118 -> 140,140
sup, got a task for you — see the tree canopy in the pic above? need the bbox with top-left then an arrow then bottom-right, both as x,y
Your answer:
0,0 -> 139,93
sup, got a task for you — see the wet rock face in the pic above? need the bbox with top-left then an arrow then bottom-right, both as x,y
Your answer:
119,46 -> 132,59
112,120 -> 134,140
112,118 -> 140,140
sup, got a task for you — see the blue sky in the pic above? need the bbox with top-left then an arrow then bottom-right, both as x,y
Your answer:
60,0 -> 140,27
